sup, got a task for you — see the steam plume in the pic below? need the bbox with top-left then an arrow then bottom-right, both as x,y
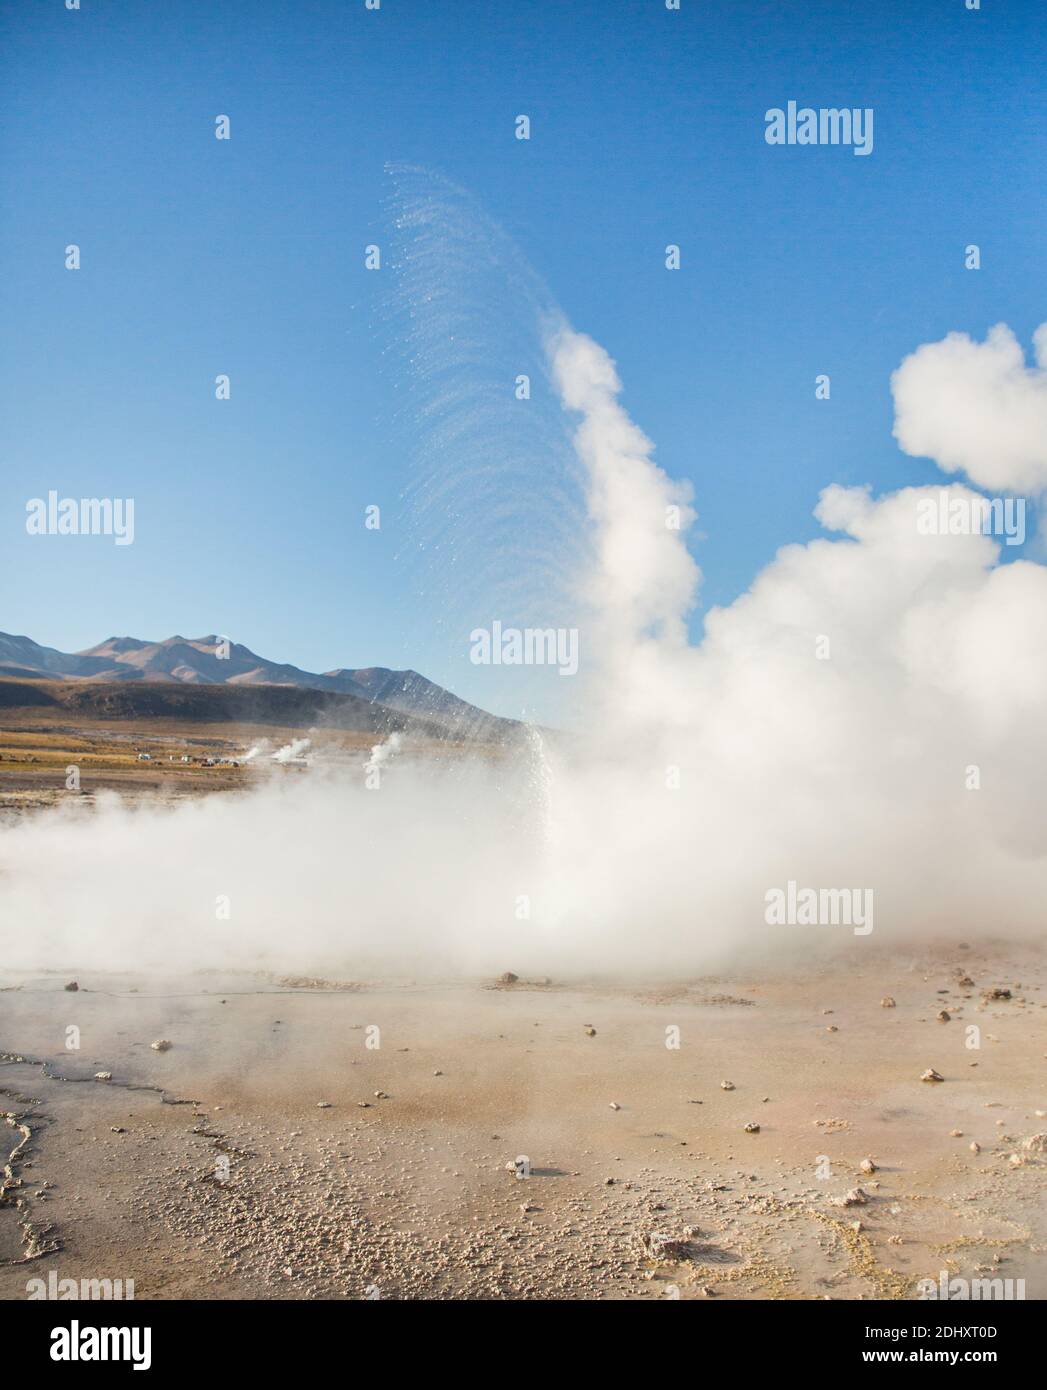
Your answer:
2,184 -> 1046,976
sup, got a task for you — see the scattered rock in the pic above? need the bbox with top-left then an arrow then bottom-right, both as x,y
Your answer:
832,1187 -> 869,1207
373,1091 -> 389,1100
94,1072 -> 112,1082
982,988 -> 1012,1002
1021,1133 -> 1047,1153
638,1230 -> 692,1261
609,1101 -> 621,1111
583,1025 -> 597,1036
881,997 -> 896,1008
936,1010 -> 951,1023
720,1080 -> 735,1091
150,1039 -> 172,1052
949,1129 -> 963,1137
64,981 -> 79,992
859,1158 -> 877,1174
276,975 -> 359,992
498,972 -> 519,985
920,1069 -> 944,1083
743,1122 -> 760,1134
970,1141 -> 981,1154
317,1101 -> 332,1109
826,1025 -> 839,1032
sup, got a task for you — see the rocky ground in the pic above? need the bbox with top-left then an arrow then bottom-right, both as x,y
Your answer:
2,949 -> 1046,1301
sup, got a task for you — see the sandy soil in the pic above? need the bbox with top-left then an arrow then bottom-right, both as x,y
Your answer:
0,718 -> 360,820
2,948 -> 1046,1301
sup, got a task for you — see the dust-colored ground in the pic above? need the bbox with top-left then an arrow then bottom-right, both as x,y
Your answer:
2,950 -> 1045,1301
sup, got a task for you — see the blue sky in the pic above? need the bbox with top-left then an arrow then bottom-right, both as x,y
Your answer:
2,0 -> 1044,718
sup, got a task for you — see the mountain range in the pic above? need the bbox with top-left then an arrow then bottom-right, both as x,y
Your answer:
0,631 -> 512,740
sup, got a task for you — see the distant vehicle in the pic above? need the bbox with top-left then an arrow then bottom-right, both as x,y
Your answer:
136,752 -> 151,761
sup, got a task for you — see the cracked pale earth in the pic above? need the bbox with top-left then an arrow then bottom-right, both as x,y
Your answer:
2,951 -> 1046,1301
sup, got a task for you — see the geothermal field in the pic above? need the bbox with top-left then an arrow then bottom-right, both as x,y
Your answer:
4,289 -> 1047,1314
4,5 -> 1045,1355
3,287 -> 1047,1310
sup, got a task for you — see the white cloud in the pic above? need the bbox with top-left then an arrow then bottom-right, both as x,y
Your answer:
891,321 -> 1047,493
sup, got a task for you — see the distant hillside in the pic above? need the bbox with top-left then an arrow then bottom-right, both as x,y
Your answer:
0,631 -> 516,741
0,677 -> 468,739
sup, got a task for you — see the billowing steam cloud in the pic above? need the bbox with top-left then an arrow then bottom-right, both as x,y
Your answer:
271,738 -> 311,765
3,220 -> 1046,974
531,324 -> 1047,968
243,737 -> 311,766
364,733 -> 403,777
